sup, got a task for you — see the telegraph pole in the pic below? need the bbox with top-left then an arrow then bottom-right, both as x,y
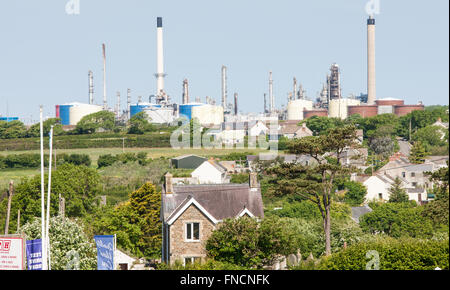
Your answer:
4,181 -> 13,235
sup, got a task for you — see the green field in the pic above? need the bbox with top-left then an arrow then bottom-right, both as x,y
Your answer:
0,147 -> 268,192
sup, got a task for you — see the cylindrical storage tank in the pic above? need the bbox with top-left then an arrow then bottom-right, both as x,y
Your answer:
375,98 -> 404,106
394,104 -> 425,117
69,104 -> 103,125
303,109 -> 328,119
179,103 -> 204,121
287,99 -> 314,120
59,104 -> 73,125
377,105 -> 394,115
130,103 -> 161,118
328,99 -> 361,119
144,107 -> 175,124
191,104 -> 224,126
348,105 -> 378,118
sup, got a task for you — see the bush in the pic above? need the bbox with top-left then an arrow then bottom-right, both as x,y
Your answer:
318,237 -> 449,270
20,216 -> 97,270
97,154 -> 119,168
359,202 -> 435,238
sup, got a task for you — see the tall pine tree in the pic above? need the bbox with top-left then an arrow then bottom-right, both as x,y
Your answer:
409,141 -> 429,164
388,177 -> 409,203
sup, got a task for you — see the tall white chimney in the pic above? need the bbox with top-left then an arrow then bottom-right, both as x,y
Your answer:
127,89 -> 131,120
102,44 -> 107,110
88,70 -> 94,105
269,71 -> 274,113
182,79 -> 189,104
367,16 -> 376,104
293,77 -> 297,100
156,17 -> 166,98
221,65 -> 228,110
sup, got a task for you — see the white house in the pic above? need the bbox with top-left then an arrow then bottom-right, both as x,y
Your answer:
363,174 -> 410,203
115,248 -> 144,270
191,160 -> 229,184
248,121 -> 269,137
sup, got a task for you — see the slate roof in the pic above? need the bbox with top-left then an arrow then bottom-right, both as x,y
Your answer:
351,205 -> 373,223
161,183 -> 264,223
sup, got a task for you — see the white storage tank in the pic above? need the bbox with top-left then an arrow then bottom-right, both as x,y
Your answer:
191,104 -> 224,126
143,107 -> 175,124
287,99 -> 314,120
69,103 -> 103,125
328,99 -> 361,119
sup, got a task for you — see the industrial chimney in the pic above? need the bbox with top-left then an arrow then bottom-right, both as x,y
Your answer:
367,16 -> 376,104
127,89 -> 131,120
263,93 -> 267,114
269,71 -> 274,113
293,77 -> 297,100
234,93 -> 238,115
221,65 -> 228,111
155,17 -> 166,99
182,79 -> 189,104
116,91 -> 121,119
102,44 -> 107,110
88,71 -> 94,105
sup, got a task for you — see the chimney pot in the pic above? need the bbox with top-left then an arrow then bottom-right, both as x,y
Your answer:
165,172 -> 173,194
249,172 -> 259,189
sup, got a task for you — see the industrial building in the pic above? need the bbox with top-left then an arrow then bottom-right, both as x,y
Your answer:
56,102 -> 103,126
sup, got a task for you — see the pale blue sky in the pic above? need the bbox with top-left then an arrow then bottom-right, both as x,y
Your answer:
0,0 -> 448,123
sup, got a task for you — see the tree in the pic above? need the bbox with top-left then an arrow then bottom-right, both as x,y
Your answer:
0,120 -> 27,139
388,177 -> 409,203
359,202 -> 434,238
206,216 -> 298,268
412,125 -> 447,148
0,163 -> 101,231
422,165 -> 449,226
303,116 -> 344,136
343,181 -> 367,206
409,141 -> 429,164
128,112 -> 155,134
20,216 -> 97,270
75,111 -> 115,134
129,182 -> 162,258
267,125 -> 359,255
27,118 -> 64,137
369,136 -> 395,159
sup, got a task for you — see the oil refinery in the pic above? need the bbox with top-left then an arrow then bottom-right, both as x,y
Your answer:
53,15 -> 424,129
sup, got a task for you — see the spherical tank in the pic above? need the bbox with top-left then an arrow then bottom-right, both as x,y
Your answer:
287,99 -> 313,120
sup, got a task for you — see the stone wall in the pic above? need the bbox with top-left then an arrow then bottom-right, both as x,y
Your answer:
169,204 -> 216,264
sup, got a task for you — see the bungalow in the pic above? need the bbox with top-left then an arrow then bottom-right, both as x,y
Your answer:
161,172 -> 264,265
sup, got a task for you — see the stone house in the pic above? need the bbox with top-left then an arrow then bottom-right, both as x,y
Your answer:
161,173 -> 264,265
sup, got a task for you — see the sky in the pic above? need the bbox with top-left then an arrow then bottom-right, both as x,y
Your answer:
0,0 -> 448,123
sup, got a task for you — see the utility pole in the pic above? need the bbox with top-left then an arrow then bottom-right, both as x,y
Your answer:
4,181 -> 14,235
17,209 -> 20,233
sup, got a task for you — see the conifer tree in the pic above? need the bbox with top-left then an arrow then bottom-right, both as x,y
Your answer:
388,177 -> 409,203
409,141 -> 429,164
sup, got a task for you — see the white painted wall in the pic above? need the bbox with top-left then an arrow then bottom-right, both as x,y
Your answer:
249,121 -> 269,137
364,176 -> 390,203
191,161 -> 224,184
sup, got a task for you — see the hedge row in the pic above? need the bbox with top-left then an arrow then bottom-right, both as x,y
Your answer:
318,237 -> 449,270
0,153 -> 91,169
0,133 -> 172,151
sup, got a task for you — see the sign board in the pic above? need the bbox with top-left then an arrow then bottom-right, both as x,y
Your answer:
94,235 -> 115,270
0,236 -> 25,270
26,239 -> 43,270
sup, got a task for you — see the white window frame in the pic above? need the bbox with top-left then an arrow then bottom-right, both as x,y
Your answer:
183,256 -> 201,266
185,222 -> 200,242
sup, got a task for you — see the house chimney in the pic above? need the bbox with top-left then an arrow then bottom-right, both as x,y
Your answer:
165,172 -> 173,194
249,172 -> 258,189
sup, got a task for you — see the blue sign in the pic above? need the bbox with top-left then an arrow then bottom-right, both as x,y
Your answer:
26,239 -> 42,270
94,235 -> 115,270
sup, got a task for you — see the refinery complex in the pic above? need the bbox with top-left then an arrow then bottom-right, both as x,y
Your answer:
53,16 -> 424,128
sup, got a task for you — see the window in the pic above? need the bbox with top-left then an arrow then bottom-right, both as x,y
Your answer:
412,182 -> 417,187
402,172 -> 406,178
411,172 -> 416,177
184,257 -> 201,266
378,193 -> 383,200
186,222 -> 200,241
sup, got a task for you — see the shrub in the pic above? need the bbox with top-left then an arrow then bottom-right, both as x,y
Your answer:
318,237 -> 449,270
97,154 -> 118,168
